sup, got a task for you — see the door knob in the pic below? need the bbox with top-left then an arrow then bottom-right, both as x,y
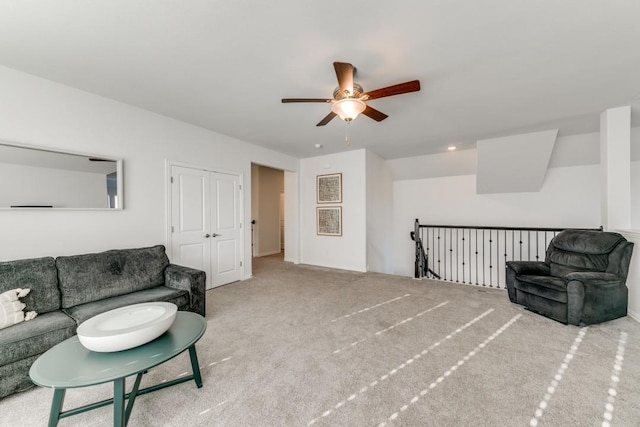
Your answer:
204,234 -> 210,238
212,233 -> 220,237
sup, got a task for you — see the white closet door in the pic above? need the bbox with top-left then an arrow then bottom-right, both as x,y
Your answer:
210,172 -> 242,287
170,166 -> 212,286
171,165 -> 242,289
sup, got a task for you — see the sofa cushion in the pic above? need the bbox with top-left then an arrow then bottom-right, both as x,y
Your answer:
0,311 -> 76,366
0,257 -> 60,314
548,249 -> 609,274
56,245 -> 170,309
549,261 -> 601,278
63,286 -> 190,325
551,230 -> 624,254
515,275 -> 568,303
514,290 -> 568,324
0,354 -> 40,399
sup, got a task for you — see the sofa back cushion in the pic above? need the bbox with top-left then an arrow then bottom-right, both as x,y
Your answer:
550,230 -> 624,254
546,230 -> 626,278
548,258 -> 602,278
56,245 -> 170,309
0,257 -> 60,314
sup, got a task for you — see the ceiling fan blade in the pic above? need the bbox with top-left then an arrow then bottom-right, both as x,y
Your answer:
362,105 -> 388,122
333,62 -> 354,96
316,112 -> 337,126
281,98 -> 332,103
362,80 -> 421,100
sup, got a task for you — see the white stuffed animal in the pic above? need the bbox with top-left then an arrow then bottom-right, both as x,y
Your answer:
0,288 -> 31,302
0,288 -> 37,330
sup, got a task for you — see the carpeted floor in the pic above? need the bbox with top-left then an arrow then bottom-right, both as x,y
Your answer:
3,253 -> 640,426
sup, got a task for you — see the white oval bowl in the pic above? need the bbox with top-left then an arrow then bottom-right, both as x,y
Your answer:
77,302 -> 177,352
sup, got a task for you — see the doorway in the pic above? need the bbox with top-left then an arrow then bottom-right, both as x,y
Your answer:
168,164 -> 243,289
251,164 -> 285,262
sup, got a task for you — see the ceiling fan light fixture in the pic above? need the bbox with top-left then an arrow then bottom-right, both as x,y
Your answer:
281,62 -> 420,126
331,98 -> 366,122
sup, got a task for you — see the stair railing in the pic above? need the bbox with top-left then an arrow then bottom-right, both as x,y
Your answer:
413,219 -> 602,289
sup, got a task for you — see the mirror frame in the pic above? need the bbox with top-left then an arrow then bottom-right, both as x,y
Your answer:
0,140 -> 124,210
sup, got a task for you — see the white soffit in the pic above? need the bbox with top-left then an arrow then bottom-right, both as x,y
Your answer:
476,129 -> 558,194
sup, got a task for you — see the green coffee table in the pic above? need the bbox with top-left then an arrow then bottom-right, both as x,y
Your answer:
29,311 -> 206,427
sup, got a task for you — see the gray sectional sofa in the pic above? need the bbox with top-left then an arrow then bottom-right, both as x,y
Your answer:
0,245 -> 205,399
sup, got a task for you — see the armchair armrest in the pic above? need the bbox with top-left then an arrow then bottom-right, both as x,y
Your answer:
165,264 -> 206,317
506,261 -> 550,276
565,272 -> 622,287
565,271 -> 627,325
505,261 -> 550,303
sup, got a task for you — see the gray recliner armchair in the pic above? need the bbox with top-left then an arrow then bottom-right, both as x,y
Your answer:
506,230 -> 634,325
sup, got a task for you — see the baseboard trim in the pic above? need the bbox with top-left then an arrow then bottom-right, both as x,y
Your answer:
255,250 -> 282,257
628,309 -> 640,323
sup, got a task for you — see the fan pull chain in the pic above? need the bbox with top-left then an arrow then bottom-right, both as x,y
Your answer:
344,121 -> 351,147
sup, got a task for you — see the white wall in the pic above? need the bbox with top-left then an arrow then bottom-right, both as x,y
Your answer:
284,170 -> 299,264
619,231 -> 640,322
251,163 -> 260,256
548,132 -> 601,168
633,161 -> 640,229
627,132 -> 639,311
0,162 -> 106,208
0,65 -> 298,281
387,130 -> 631,181
387,148 -> 477,181
600,107 -> 632,230
392,164 -> 601,277
476,129 -> 557,194
300,149 -> 366,271
366,150 -> 393,273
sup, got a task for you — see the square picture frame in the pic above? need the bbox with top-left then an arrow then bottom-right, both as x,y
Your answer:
317,173 -> 342,204
317,206 -> 342,236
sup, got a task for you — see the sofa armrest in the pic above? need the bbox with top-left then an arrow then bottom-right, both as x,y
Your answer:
565,272 -> 622,287
506,261 -> 551,303
506,261 -> 550,276
565,272 -> 627,325
165,264 -> 206,317
505,261 -> 550,303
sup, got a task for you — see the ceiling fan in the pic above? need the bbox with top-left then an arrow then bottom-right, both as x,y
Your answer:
281,61 -> 420,126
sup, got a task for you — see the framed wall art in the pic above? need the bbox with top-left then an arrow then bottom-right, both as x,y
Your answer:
317,173 -> 342,204
317,206 -> 342,236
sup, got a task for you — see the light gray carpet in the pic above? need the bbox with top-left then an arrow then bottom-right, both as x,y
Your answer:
3,253 -> 640,426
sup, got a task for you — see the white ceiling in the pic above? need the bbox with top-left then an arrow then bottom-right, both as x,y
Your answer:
1,1 -> 639,159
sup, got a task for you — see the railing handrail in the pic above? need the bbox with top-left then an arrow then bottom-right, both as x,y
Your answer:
416,222 -> 603,233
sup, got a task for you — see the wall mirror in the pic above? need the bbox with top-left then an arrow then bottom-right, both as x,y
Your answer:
0,141 -> 123,209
